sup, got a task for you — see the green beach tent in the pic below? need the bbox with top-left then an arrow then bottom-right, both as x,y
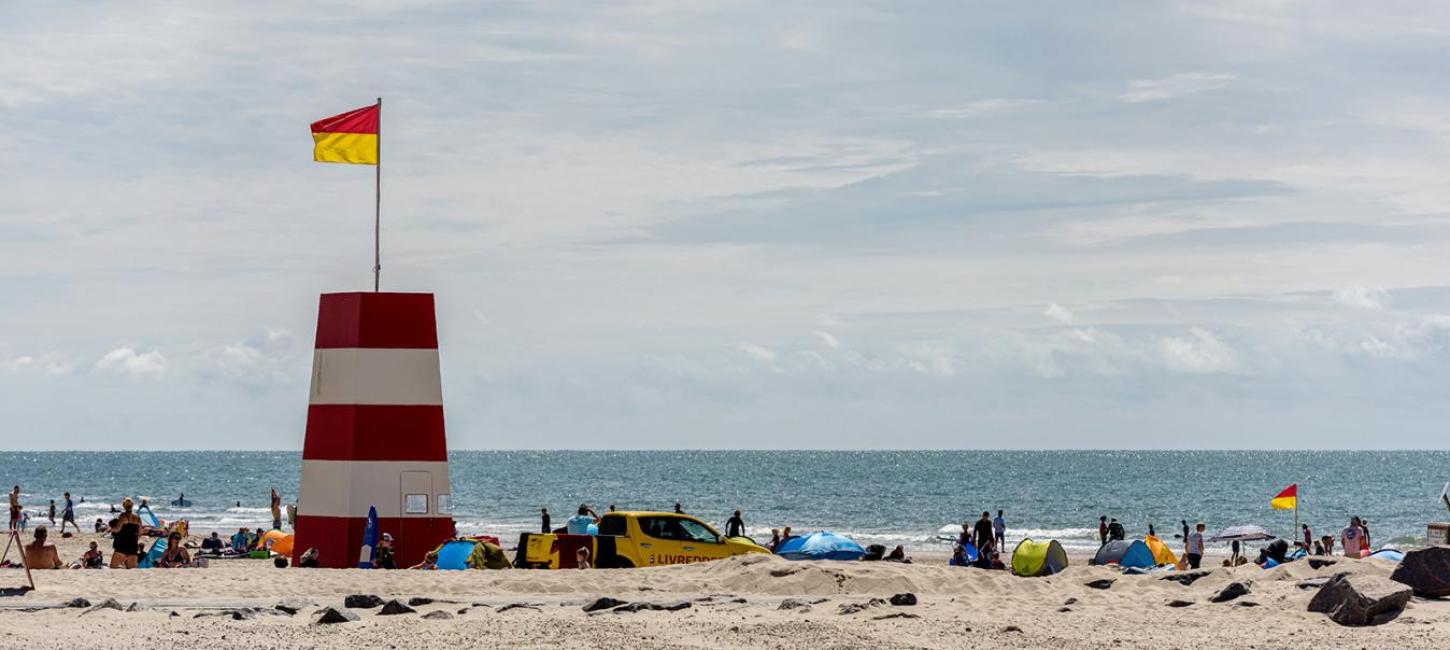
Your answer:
1011,538 -> 1069,577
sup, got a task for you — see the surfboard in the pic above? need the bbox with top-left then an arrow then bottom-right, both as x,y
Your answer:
169,498 -> 192,508
357,505 -> 378,569
138,507 -> 160,528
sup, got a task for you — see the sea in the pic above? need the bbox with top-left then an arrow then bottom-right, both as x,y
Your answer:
2,450 -> 1445,553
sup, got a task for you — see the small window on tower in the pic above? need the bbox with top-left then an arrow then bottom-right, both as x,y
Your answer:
437,494 -> 452,514
405,494 -> 428,514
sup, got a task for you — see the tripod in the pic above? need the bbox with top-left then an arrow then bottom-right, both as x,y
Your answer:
0,528 -> 36,591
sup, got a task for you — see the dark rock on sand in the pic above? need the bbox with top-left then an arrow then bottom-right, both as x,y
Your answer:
1209,582 -> 1250,603
1308,558 -> 1337,570
1062,598 -> 1078,606
343,594 -> 383,609
1167,599 -> 1194,608
1390,546 -> 1450,598
408,597 -> 435,607
778,599 -> 810,610
230,609 -> 255,621
889,593 -> 917,606
874,612 -> 920,620
82,598 -> 124,615
837,598 -> 888,615
1057,607 -> 1072,613
422,610 -> 453,620
1085,579 -> 1115,590
125,602 -> 146,613
497,603 -> 542,613
1308,573 -> 1412,627
378,600 -> 416,616
615,601 -> 692,613
64,598 -> 91,609
315,607 -> 360,624
1160,571 -> 1210,586
583,597 -> 628,612
274,604 -> 299,616
1297,576 -> 1332,590
1002,625 -> 1023,633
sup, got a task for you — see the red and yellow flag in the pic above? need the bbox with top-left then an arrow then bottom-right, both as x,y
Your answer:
311,104 -> 379,165
1271,484 -> 1297,510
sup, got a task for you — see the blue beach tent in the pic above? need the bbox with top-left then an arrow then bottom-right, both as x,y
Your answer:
435,540 -> 476,570
775,531 -> 866,561
1091,539 -> 1156,569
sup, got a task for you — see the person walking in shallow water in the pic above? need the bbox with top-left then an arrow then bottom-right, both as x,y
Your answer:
1098,516 -> 1108,547
726,510 -> 745,538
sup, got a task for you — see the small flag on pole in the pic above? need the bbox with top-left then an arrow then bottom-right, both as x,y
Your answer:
311,104 -> 379,165
1271,484 -> 1297,510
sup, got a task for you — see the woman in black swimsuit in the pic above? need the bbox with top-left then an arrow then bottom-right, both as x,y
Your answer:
109,497 -> 142,569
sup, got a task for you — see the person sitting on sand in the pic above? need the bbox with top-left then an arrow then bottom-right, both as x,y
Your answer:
23,526 -> 63,570
566,505 -> 598,535
94,517 -> 106,533
409,551 -> 439,570
1312,540 -> 1325,556
158,532 -> 192,568
78,541 -> 104,569
109,497 -> 144,569
949,545 -> 969,567
767,529 -> 781,552
576,547 -> 592,569
251,528 -> 266,550
780,526 -> 796,545
984,550 -> 1006,571
201,531 -> 224,555
298,547 -> 320,568
231,527 -> 249,553
887,545 -> 910,563
376,532 -> 396,569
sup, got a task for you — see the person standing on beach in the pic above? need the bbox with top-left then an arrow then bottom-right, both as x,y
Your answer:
109,497 -> 143,569
540,508 -> 551,533
726,510 -> 746,538
1098,516 -> 1108,546
1185,522 -> 1205,569
59,492 -> 76,534
566,505 -> 598,534
992,510 -> 1006,550
270,488 -> 282,530
1340,516 -> 1364,557
1301,524 -> 1312,552
8,486 -> 21,530
1108,518 -> 1125,542
47,500 -> 56,525
674,502 -> 683,514
973,512 -> 994,550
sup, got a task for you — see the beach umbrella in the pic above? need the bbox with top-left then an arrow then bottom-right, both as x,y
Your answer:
775,531 -> 866,561
1208,525 -> 1274,543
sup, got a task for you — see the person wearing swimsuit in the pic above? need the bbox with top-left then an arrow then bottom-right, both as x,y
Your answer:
110,497 -> 143,569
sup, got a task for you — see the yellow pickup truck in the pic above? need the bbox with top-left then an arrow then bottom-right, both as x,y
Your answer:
514,511 -> 770,569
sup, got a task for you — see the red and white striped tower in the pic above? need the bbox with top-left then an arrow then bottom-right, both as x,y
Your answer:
292,292 -> 453,569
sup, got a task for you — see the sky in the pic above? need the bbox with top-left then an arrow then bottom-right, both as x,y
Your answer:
3,1 -> 1450,450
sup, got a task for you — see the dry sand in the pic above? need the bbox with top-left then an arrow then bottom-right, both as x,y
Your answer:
0,533 -> 1444,649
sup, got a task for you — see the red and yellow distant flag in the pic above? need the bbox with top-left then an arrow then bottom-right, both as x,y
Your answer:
1271,484 -> 1297,510
311,104 -> 379,165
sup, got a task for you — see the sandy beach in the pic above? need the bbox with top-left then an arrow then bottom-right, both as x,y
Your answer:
0,532 -> 1442,649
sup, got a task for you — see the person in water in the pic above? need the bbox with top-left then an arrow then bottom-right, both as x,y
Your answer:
1108,518 -> 1126,541
725,510 -> 745,538
1098,516 -> 1108,546
47,499 -> 56,525
23,526 -> 63,570
673,503 -> 683,514
109,497 -> 143,569
540,508 -> 551,533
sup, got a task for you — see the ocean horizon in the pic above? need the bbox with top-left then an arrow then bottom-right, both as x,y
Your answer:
5,450 -> 1445,553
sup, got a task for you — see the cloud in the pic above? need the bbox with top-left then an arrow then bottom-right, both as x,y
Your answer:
1120,72 -> 1238,103
1044,303 -> 1076,324
1155,328 -> 1238,374
736,343 -> 777,363
1334,286 -> 1387,310
812,330 -> 841,349
93,347 -> 168,378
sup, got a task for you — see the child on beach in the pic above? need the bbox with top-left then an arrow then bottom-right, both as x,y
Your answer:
78,541 -> 104,569
576,547 -> 592,569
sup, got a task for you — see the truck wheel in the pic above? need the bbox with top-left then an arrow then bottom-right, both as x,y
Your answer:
604,557 -> 634,569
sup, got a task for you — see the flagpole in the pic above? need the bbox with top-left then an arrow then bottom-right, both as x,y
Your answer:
374,96 -> 382,292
